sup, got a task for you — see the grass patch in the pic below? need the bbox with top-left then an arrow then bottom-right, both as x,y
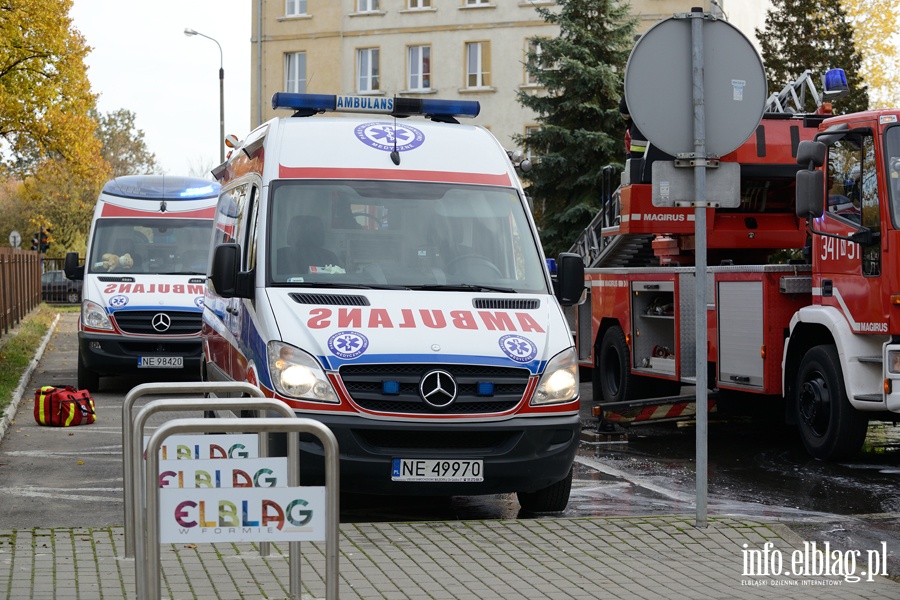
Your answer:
0,304 -> 77,413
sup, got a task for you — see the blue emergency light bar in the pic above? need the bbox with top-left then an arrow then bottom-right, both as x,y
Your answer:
101,175 -> 221,200
271,93 -> 480,119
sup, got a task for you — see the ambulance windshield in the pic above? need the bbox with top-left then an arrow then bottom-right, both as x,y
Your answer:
268,180 -> 549,294
87,219 -> 214,275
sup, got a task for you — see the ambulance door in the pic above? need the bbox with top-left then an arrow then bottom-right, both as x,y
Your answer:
204,190 -> 239,380
229,182 -> 260,383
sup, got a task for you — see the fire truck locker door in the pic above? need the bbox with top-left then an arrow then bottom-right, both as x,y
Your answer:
717,280 -> 764,388
631,280 -> 676,376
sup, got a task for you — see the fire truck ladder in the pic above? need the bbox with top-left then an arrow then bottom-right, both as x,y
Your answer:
569,169 -> 655,268
765,70 -> 825,114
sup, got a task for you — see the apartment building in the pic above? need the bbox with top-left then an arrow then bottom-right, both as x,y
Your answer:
248,1 -> 771,153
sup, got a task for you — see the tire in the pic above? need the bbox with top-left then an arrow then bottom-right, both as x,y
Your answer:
795,345 -> 868,460
66,291 -> 80,304
517,468 -> 572,513
595,326 -> 639,403
77,353 -> 99,392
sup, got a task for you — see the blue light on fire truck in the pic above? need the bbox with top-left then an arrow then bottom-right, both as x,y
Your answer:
823,68 -> 849,99
271,93 -> 480,119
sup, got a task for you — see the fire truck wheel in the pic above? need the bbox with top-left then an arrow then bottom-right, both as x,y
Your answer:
517,467 -> 572,513
596,326 -> 640,403
795,345 -> 868,460
77,352 -> 99,392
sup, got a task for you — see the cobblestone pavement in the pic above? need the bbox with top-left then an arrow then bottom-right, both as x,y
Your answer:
2,516 -> 899,599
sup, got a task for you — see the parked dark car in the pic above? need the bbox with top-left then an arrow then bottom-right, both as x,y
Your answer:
41,270 -> 82,304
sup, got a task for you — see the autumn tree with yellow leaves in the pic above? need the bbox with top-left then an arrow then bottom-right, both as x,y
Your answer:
841,0 -> 900,108
0,1 -> 161,258
0,0 -> 109,254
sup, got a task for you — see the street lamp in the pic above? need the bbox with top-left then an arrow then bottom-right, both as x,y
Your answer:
184,27 -> 225,163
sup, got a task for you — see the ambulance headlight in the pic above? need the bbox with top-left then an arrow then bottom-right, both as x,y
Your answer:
82,299 -> 112,331
267,341 -> 338,403
532,348 -> 578,405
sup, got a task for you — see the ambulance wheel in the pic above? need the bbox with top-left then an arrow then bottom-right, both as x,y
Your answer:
517,468 -> 572,513
77,353 -> 99,392
795,345 -> 868,460
596,326 -> 640,403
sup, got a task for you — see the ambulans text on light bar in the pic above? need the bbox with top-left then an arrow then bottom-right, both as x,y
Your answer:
271,93 -> 480,119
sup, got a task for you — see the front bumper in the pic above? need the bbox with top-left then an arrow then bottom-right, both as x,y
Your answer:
78,331 -> 202,376
271,412 -> 580,496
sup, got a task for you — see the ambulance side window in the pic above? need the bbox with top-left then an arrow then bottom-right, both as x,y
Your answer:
243,186 -> 260,271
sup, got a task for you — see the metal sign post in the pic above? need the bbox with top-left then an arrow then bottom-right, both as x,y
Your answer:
624,10 -> 766,528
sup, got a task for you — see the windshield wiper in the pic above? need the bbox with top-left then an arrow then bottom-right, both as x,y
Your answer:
410,284 -> 518,293
281,281 -> 410,290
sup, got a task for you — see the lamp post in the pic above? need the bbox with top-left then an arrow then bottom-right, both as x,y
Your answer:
184,28 -> 225,163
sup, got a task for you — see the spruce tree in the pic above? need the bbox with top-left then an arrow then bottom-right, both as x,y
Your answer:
516,0 -> 636,257
756,0 -> 868,114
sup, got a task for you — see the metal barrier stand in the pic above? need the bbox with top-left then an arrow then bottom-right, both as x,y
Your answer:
130,397 -> 299,598
144,418 -> 340,600
122,381 -> 267,559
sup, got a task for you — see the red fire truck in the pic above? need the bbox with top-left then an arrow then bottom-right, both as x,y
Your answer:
569,71 -> 900,460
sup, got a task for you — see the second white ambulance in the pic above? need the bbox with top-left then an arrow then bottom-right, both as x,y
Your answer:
65,175 -> 220,391
203,94 -> 584,511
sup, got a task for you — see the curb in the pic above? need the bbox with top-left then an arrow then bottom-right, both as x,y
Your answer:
0,312 -> 60,443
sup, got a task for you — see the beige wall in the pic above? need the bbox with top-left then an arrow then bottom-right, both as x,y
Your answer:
249,0 -> 771,153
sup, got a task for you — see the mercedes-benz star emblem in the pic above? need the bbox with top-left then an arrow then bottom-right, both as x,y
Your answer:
151,313 -> 171,332
419,369 -> 457,409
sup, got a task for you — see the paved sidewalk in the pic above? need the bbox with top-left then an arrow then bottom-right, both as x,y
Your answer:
2,516 -> 899,599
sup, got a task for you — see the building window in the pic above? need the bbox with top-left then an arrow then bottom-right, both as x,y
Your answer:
524,126 -> 540,161
285,0 -> 307,16
465,41 -> 491,88
408,0 -> 431,7
525,39 -> 543,86
358,0 -> 380,12
408,45 -> 431,91
464,0 -> 490,6
358,48 -> 380,93
285,52 -> 306,93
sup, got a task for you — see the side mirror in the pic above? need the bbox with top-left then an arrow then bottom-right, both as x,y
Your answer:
210,243 -> 240,298
795,169 -> 824,219
796,140 -> 826,168
554,252 -> 585,307
63,252 -> 83,281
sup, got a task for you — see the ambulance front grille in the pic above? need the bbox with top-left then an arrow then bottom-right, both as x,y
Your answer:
113,310 -> 202,335
354,429 -> 516,451
339,363 -> 530,414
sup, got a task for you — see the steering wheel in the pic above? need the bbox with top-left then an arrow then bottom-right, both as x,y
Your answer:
352,212 -> 380,229
446,254 -> 502,278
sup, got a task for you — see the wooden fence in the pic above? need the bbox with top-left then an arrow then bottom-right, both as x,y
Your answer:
0,248 -> 42,339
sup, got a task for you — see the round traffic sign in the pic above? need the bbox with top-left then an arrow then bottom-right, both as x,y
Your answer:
9,230 -> 21,248
624,15 -> 767,157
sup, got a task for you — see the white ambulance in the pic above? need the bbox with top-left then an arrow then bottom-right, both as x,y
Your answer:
64,175 -> 220,391
203,94 -> 585,512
